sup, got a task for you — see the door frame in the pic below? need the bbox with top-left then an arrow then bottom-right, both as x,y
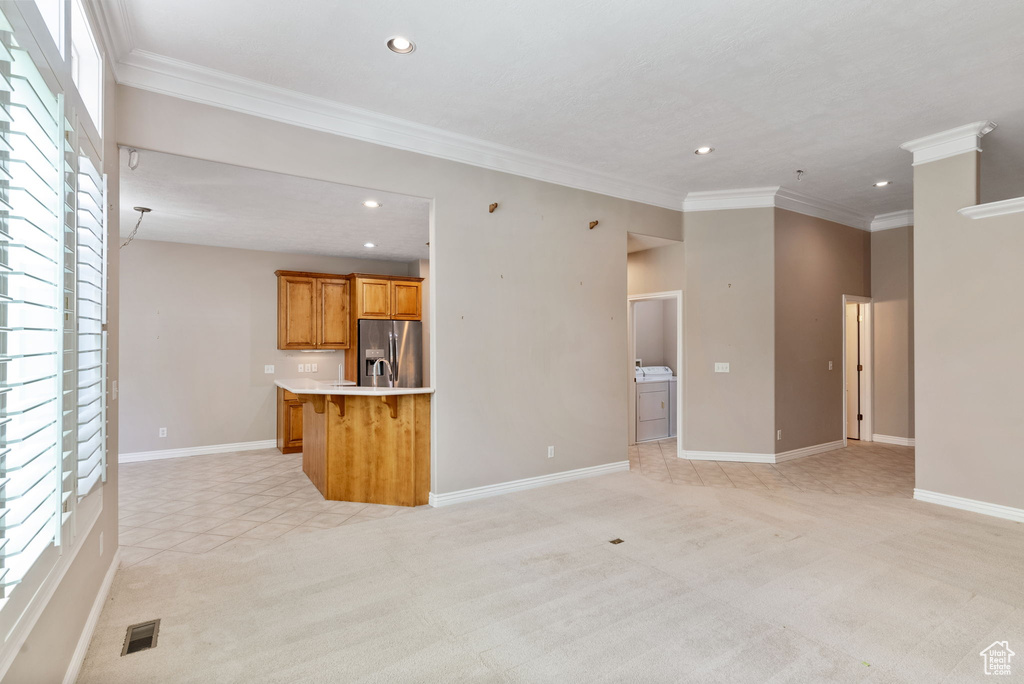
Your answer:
841,295 -> 873,444
627,290 -> 684,458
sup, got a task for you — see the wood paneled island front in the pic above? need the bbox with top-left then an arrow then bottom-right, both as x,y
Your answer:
275,380 -> 433,506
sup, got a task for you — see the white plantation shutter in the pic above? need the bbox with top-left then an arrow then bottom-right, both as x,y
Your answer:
75,152 -> 104,497
0,21 -> 64,594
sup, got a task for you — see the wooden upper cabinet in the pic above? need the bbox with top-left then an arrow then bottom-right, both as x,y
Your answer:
278,275 -> 317,349
317,278 -> 350,349
276,271 -> 352,350
278,271 -> 423,352
354,277 -> 392,319
391,280 -> 422,320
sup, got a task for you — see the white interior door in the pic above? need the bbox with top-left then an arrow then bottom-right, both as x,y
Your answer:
845,303 -> 860,439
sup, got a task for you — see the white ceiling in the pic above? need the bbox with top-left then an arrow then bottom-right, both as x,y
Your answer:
97,0 -> 1024,217
118,149 -> 430,261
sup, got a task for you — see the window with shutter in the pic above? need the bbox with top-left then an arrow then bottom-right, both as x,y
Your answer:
0,19 -> 64,597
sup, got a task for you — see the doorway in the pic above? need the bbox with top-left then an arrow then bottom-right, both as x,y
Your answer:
842,295 -> 872,442
627,291 -> 683,456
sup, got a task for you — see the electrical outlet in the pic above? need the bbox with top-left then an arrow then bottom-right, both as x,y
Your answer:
548,446 -> 555,459
264,365 -> 275,374
828,361 -> 833,371
715,362 -> 730,373
311,363 -> 318,372
159,427 -> 167,438
777,429 -> 782,441
298,363 -> 304,373
99,531 -> 104,557
111,380 -> 118,400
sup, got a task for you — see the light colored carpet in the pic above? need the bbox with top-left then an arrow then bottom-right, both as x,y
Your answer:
79,471 -> 1024,683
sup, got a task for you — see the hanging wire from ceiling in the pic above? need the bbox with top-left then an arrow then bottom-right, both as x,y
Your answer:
121,207 -> 151,249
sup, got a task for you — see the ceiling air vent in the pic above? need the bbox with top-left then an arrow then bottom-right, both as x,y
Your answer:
121,619 -> 160,656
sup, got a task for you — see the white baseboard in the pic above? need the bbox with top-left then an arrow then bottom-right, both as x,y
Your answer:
63,549 -> 121,684
914,489 -> 1024,524
429,460 -> 629,507
682,450 -> 775,463
119,439 -> 277,463
682,440 -> 844,464
775,440 -> 846,463
873,434 -> 916,447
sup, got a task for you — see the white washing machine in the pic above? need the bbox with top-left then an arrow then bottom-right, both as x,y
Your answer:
636,366 -> 675,442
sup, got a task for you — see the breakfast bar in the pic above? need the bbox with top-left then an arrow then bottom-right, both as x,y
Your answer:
275,379 -> 433,507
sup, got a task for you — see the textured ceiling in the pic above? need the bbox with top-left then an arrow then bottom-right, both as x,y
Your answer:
110,0 -> 1024,214
119,149 -> 430,260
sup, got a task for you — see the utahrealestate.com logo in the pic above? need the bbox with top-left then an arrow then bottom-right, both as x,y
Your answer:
980,641 -> 1014,676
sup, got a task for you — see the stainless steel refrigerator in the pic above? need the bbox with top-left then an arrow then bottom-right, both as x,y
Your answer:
357,320 -> 423,388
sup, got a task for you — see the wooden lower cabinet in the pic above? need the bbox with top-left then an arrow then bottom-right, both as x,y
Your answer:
295,392 -> 430,506
277,388 -> 304,453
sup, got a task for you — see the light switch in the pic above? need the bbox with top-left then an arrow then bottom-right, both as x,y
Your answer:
264,365 -> 275,374
828,361 -> 833,371
715,362 -> 730,373
311,363 -> 318,372
298,363 -> 304,373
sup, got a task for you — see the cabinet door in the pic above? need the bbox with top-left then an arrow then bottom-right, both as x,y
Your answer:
391,280 -> 422,320
278,276 -> 317,349
355,277 -> 391,319
317,278 -> 350,348
285,402 -> 304,449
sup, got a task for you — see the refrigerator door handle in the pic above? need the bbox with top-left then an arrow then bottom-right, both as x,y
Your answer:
389,330 -> 397,385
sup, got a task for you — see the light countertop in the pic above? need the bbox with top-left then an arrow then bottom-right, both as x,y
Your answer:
276,378 -> 434,396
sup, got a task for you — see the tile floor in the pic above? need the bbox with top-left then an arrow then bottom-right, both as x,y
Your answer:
120,440 -> 913,568
118,448 -> 423,568
629,438 -> 915,496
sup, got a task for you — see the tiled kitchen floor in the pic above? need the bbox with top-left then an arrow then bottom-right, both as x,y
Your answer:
118,448 -> 424,568
629,438 -> 915,496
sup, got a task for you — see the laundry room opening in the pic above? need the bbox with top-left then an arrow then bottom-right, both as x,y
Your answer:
628,291 -> 683,456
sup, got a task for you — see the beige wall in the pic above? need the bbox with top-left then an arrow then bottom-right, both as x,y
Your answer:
627,241 -> 685,295
634,299 -> 667,367
119,240 -> 411,454
914,151 -> 1024,509
5,58 -> 121,683
774,209 -> 870,453
684,208 -> 776,455
117,86 -> 682,494
662,299 -> 678,375
871,226 -> 914,439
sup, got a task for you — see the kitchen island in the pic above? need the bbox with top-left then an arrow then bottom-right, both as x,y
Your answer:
275,379 -> 433,506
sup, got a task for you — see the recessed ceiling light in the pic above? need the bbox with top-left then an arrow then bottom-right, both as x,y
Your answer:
694,146 -> 714,155
363,200 -> 381,208
873,180 -> 891,187
364,242 -> 376,248
387,36 -> 415,54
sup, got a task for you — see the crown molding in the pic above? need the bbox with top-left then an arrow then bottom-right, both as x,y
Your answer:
774,187 -> 870,230
683,187 -> 870,230
682,187 -> 779,212
958,196 -> 1024,220
869,210 -> 914,231
900,121 -> 997,167
101,39 -> 683,210
85,0 -> 134,64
